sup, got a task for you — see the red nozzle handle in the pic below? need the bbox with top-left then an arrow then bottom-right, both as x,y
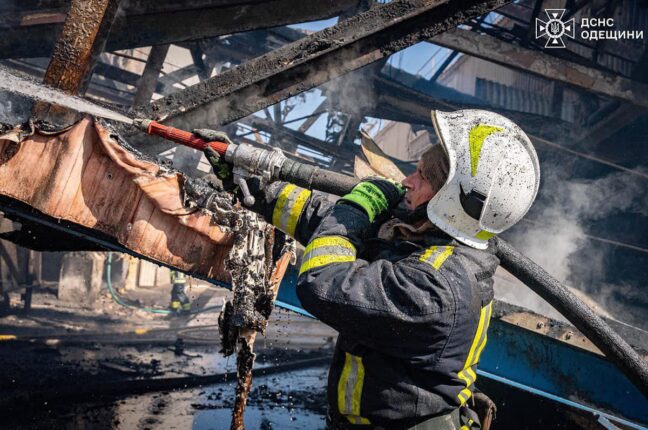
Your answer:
146,120 -> 229,156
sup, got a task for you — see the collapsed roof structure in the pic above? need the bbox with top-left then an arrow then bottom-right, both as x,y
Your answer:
0,0 -> 647,428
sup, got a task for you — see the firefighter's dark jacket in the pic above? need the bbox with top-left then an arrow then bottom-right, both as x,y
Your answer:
254,181 -> 500,429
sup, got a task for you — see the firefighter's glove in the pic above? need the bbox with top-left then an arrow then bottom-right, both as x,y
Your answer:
194,129 -> 234,180
193,128 -> 234,146
204,146 -> 232,181
340,177 -> 405,223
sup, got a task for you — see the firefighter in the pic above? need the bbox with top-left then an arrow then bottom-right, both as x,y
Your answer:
169,270 -> 191,312
199,109 -> 540,429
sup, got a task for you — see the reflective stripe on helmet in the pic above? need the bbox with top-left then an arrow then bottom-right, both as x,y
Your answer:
468,124 -> 504,177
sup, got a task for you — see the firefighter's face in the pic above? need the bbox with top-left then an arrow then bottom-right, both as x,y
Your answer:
402,160 -> 438,210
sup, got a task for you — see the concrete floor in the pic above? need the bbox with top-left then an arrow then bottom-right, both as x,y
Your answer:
0,281 -> 336,429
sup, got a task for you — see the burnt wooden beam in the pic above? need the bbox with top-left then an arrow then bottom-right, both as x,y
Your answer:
298,100 -> 329,133
371,67 -> 573,142
131,0 -> 511,134
133,44 -> 170,107
237,116 -> 358,160
431,28 -> 648,108
0,0 -> 271,14
33,0 -> 122,126
41,0 -> 121,94
337,114 -> 364,148
107,0 -> 342,50
0,0 -> 358,59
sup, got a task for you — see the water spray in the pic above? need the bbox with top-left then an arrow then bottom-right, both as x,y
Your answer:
0,66 -> 134,125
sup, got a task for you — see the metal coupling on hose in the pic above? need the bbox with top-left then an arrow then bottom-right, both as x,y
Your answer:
224,143 -> 286,181
133,118 -> 152,132
224,143 -> 287,207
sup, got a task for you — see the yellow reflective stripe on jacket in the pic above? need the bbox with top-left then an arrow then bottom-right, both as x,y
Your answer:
419,245 -> 454,270
299,236 -> 356,275
272,184 -> 311,236
460,418 -> 475,430
457,301 -> 493,406
338,352 -> 371,425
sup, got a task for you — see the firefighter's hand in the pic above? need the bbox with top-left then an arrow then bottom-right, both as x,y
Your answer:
340,177 -> 405,222
193,128 -> 234,146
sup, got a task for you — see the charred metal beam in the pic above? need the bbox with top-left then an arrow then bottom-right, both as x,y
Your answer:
0,0 -> 358,59
430,50 -> 458,82
33,0 -> 122,126
298,100 -> 329,133
93,61 -> 140,86
156,65 -> 201,92
370,67 -> 573,142
432,29 -> 648,108
189,43 -> 212,81
132,44 -> 170,107
130,0 -> 511,133
237,116 -> 358,160
337,115 -> 363,148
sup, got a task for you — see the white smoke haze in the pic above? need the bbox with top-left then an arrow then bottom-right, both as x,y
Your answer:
498,160 -> 648,329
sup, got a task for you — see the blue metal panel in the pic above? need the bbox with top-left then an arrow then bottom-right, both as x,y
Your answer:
275,265 -> 312,316
275,273 -> 648,425
480,320 -> 648,425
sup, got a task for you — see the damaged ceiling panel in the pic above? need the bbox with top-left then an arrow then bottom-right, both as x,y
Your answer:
1,0 -> 647,428
0,118 -> 234,280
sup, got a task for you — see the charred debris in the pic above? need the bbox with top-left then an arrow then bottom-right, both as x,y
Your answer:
0,0 -> 647,428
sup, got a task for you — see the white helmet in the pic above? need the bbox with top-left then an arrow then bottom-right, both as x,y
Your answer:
427,110 -> 540,249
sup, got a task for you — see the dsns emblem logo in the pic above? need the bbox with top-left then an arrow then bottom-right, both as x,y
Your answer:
535,9 -> 576,48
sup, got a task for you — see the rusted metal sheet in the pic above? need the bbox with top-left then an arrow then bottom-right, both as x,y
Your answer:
130,0 -> 511,134
0,118 -> 233,282
432,28 -> 648,108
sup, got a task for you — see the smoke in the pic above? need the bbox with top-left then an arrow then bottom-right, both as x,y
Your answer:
499,160 -> 648,328
325,68 -> 377,118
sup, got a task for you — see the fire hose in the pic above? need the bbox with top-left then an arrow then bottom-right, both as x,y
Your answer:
134,118 -> 648,399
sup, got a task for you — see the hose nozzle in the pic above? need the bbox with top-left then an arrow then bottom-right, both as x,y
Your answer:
133,118 -> 153,132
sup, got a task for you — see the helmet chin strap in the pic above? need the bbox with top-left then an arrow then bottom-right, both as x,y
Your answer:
391,200 -> 428,223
